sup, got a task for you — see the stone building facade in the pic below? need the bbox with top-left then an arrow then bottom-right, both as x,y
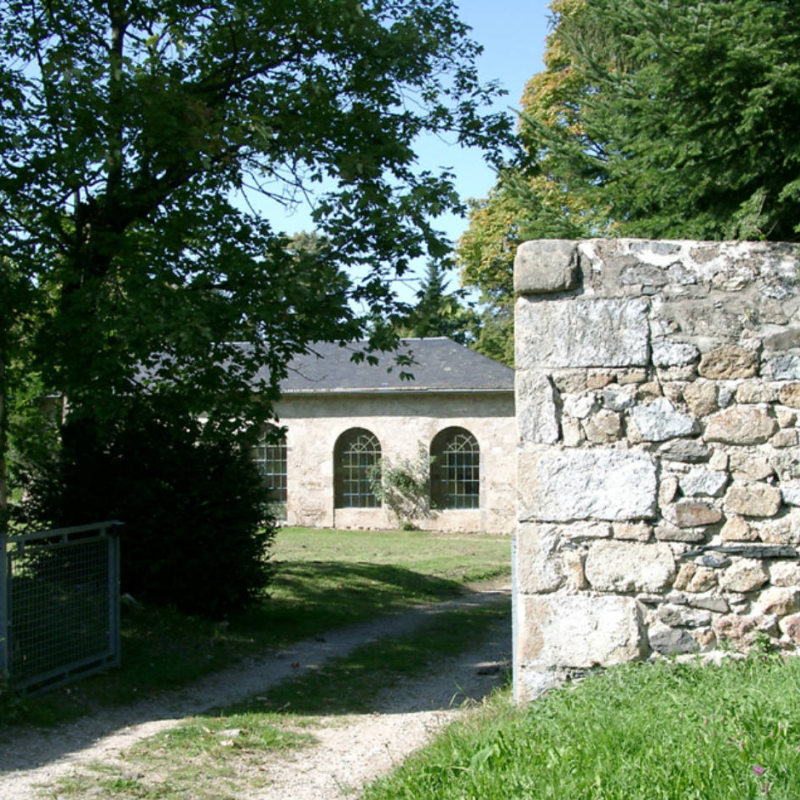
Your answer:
514,238 -> 800,701
261,338 -> 516,534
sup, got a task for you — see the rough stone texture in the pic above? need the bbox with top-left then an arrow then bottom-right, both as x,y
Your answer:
659,439 -> 710,463
755,587 -> 799,616
682,382 -> 718,417
724,482 -> 782,518
653,341 -> 700,368
680,469 -> 729,498
778,383 -> 800,409
721,516 -> 757,542
514,239 -> 580,296
719,559 -> 770,593
649,627 -> 699,654
584,409 -> 623,443
515,296 -> 650,370
704,406 -> 779,445
515,238 -> 800,702
516,524 -> 566,594
518,448 -> 658,522
769,561 -> 800,587
667,501 -> 723,528
516,371 -> 560,445
584,541 -> 676,593
698,345 -> 759,379
629,397 -> 699,441
517,594 -> 647,670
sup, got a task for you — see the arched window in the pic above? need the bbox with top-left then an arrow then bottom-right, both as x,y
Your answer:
334,428 -> 381,508
252,425 -> 287,520
431,427 -> 480,510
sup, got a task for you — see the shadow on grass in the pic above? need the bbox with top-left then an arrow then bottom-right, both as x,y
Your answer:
0,561 -> 481,771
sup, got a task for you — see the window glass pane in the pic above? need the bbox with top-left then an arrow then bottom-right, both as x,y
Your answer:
335,429 -> 381,508
431,428 -> 479,510
252,426 -> 287,520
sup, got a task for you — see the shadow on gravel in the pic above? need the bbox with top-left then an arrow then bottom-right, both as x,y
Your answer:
0,588 -> 509,776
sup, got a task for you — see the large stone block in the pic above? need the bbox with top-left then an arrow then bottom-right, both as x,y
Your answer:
517,594 -> 647,670
514,239 -> 580,295
516,370 -> 560,444
704,406 -> 778,445
724,482 -> 782,518
518,448 -> 658,522
698,345 -> 758,379
629,397 -> 699,441
516,296 -> 650,369
584,540 -> 676,592
516,523 -> 566,594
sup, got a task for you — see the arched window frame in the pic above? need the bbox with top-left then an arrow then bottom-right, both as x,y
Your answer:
252,424 -> 288,520
430,427 -> 480,510
334,428 -> 382,509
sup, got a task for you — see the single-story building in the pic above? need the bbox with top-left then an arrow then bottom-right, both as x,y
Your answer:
253,337 -> 515,534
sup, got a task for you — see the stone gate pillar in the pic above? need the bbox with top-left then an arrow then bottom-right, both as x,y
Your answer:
513,239 -> 800,702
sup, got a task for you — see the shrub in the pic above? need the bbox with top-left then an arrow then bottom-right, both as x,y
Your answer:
369,444 -> 436,528
17,409 -> 274,618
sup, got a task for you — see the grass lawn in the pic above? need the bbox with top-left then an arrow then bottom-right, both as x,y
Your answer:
363,653 -> 800,800
0,526 -> 510,729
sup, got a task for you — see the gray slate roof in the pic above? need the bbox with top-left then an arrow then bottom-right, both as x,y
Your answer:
275,338 -> 513,394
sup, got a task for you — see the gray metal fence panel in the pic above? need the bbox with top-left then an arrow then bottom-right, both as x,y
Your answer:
1,521 -> 122,695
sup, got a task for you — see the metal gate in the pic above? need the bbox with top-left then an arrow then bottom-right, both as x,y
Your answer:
0,521 -> 122,695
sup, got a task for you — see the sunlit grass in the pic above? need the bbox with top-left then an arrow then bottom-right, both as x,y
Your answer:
363,654 -> 800,800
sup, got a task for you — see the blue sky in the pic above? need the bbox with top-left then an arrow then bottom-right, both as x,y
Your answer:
256,1 -> 551,300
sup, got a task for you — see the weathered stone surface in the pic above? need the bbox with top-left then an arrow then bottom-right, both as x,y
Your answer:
719,559 -> 770,593
724,482 -> 782,518
714,614 -> 776,648
687,593 -> 729,613
682,382 -> 718,417
770,429 -> 799,448
516,523 -> 565,594
704,406 -> 778,445
655,524 -> 707,543
587,372 -> 616,390
613,522 -> 653,541
736,382 -> 778,404
636,381 -> 663,401
517,594 -> 647,669
518,448 -> 658,522
759,514 -> 800,546
698,345 -> 758,380
602,387 -> 635,411
649,626 -> 699,654
667,500 -> 723,528
755,587 -> 800,616
779,613 -> 800,643
729,453 -> 775,481
692,543 -> 799,559
659,474 -> 680,506
516,371 -> 560,445
585,409 -> 622,443
629,398 -> 699,442
516,296 -> 650,369
776,407 -> 797,427
680,564 -> 718,593
709,451 -> 729,471
515,239 -> 580,295
563,549 -> 588,590
563,393 -> 597,420
721,516 -> 757,542
564,521 -> 612,539
765,354 -> 800,380
552,371 -> 588,394
698,552 -> 731,568
659,439 -> 709,463
680,469 -> 729,498
584,541 -> 676,592
779,383 -> 800,409
769,561 -> 800,587
658,603 -> 711,628
562,418 -> 584,447
652,341 -> 700,368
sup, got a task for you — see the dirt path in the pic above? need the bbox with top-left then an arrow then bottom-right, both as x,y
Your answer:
0,585 -> 511,800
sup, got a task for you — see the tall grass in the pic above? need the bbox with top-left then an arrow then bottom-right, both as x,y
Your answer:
363,654 -> 800,800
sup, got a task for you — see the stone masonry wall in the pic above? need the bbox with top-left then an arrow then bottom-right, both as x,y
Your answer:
514,238 -> 800,702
